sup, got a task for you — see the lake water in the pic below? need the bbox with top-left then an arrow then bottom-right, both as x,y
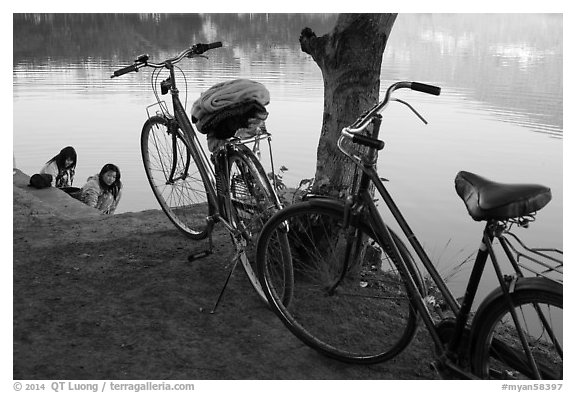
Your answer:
13,14 -> 562,296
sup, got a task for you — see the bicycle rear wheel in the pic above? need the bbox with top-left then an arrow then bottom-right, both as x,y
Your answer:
225,145 -> 292,303
256,200 -> 421,363
141,116 -> 213,239
471,280 -> 562,379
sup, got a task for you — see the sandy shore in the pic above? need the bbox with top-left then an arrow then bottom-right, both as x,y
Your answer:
12,169 -> 436,380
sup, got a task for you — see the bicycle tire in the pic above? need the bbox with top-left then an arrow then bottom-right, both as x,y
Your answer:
141,116 -> 213,239
256,199 -> 422,364
470,278 -> 562,379
226,145 -> 292,303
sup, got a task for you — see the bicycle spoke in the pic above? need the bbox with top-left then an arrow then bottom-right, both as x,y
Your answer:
258,202 -> 418,363
472,284 -> 562,379
141,117 -> 211,239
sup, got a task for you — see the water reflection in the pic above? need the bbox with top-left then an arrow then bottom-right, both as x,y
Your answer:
13,13 -> 562,297
13,13 -> 337,64
14,13 -> 562,135
383,13 -> 562,135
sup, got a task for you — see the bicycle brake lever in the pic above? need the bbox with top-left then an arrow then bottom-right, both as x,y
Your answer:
188,54 -> 209,60
392,98 -> 428,125
135,54 -> 149,63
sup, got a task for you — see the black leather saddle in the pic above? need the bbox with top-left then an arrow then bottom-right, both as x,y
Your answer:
454,171 -> 551,222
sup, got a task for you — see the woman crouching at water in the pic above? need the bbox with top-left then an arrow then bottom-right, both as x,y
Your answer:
78,163 -> 122,214
40,146 -> 77,188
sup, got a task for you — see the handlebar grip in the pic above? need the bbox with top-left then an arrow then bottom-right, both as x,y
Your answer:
351,134 -> 385,150
411,82 -> 441,96
111,64 -> 138,78
207,41 -> 223,50
193,41 -> 223,54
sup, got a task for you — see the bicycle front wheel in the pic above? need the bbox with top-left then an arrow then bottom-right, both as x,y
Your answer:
226,145 -> 292,303
141,116 -> 213,239
471,280 -> 562,379
257,200 -> 420,364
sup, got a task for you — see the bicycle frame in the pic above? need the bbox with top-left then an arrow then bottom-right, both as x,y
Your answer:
115,42 -> 288,312
339,115 -> 559,377
156,61 -> 276,234
344,145 -> 460,354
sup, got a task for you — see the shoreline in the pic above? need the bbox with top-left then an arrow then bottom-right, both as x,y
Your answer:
13,168 -> 105,220
12,167 -> 436,380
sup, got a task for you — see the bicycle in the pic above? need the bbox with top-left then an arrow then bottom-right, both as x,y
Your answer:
256,81 -> 562,379
111,42 -> 291,311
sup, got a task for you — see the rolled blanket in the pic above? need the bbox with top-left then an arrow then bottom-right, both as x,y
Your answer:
197,101 -> 268,139
191,79 -> 270,121
197,101 -> 268,137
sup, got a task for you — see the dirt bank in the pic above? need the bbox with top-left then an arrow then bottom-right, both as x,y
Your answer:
12,171 -> 437,380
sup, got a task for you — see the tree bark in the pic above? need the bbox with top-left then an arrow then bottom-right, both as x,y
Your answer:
300,13 -> 397,197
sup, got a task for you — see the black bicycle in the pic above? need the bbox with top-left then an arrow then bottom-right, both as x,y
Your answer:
112,43 -> 291,311
256,81 -> 562,379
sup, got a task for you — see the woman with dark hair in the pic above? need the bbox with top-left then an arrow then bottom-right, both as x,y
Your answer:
78,163 -> 123,214
39,146 -> 77,188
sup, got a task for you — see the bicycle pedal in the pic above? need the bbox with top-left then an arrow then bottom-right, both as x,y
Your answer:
187,249 -> 214,262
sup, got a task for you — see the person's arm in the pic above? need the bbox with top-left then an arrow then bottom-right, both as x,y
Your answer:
80,180 -> 101,208
107,189 -> 122,214
68,168 -> 75,186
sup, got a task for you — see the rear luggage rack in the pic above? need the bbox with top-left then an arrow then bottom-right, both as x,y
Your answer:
500,231 -> 563,284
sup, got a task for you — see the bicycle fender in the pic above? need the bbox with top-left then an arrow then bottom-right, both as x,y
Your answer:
469,277 -> 562,340
142,115 -> 167,128
301,195 -> 345,209
228,144 -> 281,207
233,144 -> 271,185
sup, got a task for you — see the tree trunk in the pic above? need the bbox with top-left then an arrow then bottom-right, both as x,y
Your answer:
300,13 -> 397,197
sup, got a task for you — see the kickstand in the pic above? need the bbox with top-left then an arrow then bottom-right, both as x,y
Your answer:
188,232 -> 214,262
209,253 -> 240,314
209,236 -> 246,314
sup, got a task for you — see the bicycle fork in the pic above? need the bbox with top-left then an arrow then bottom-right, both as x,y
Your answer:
326,196 -> 356,294
165,119 -> 191,184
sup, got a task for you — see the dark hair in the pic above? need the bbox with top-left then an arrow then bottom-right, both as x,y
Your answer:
98,163 -> 122,200
47,146 -> 77,170
47,146 -> 77,185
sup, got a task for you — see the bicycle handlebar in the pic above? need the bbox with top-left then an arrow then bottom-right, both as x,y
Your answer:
340,81 -> 441,151
410,82 -> 441,96
112,63 -> 139,78
346,81 -> 441,133
110,41 -> 223,78
192,41 -> 223,54
349,133 -> 386,150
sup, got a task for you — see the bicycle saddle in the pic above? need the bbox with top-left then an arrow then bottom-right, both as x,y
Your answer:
454,171 -> 551,221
